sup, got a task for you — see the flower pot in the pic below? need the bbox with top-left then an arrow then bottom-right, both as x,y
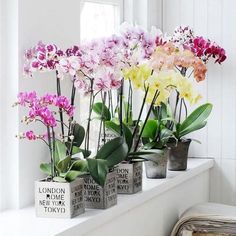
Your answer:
35,178 -> 85,218
83,170 -> 117,209
168,139 -> 191,171
144,149 -> 169,179
116,162 -> 143,194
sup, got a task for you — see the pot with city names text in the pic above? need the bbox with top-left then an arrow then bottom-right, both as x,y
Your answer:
116,161 -> 143,194
83,170 -> 117,209
35,178 -> 85,218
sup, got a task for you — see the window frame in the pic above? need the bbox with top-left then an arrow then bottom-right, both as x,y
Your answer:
80,0 -> 124,36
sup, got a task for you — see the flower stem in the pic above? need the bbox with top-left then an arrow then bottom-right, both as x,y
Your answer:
134,90 -> 159,152
132,86 -> 149,140
183,98 -> 188,118
47,126 -> 54,178
52,128 -> 57,177
178,98 -> 183,123
84,79 -> 94,156
119,79 -> 124,136
56,72 -> 65,138
174,91 -> 180,119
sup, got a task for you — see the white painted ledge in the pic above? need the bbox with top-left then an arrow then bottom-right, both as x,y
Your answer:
0,158 -> 214,236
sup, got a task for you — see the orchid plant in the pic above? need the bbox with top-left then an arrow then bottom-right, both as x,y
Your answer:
14,91 -> 88,182
22,39 -> 128,186
148,26 -> 226,142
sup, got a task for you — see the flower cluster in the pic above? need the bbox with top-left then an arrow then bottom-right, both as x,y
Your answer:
24,41 -> 64,77
56,38 -> 123,92
149,42 -> 207,82
172,25 -> 194,49
123,65 -> 201,105
27,23 -> 165,94
190,36 -> 226,64
171,25 -> 226,64
16,91 -> 74,127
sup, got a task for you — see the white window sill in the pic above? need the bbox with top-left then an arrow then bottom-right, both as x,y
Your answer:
0,158 -> 214,236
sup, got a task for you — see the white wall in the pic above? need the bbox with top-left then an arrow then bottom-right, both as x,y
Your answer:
162,0 -> 236,205
18,0 -> 82,208
0,0 -> 81,210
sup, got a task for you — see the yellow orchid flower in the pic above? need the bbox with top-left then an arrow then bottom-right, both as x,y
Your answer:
122,64 -> 152,90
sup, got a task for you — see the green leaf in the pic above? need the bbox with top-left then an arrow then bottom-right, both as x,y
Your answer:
140,149 -> 166,164
40,163 -> 52,176
65,170 -> 85,182
160,128 -> 173,142
57,155 -> 71,173
71,146 -> 80,155
54,140 -> 67,163
92,102 -> 111,121
96,137 -> 128,167
69,146 -> 91,156
70,159 -> 88,172
141,120 -> 158,140
87,159 -> 109,186
53,176 -> 67,183
105,120 -> 120,134
105,121 -> 133,151
142,141 -> 157,150
179,121 -> 207,138
178,103 -> 213,138
72,123 -> 85,147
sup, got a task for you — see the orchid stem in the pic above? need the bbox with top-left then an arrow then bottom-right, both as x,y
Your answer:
132,86 -> 149,140
134,90 -> 159,152
56,72 -> 65,138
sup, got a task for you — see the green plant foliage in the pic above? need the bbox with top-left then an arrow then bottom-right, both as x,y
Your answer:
87,159 -> 109,186
70,159 -> 88,172
40,163 -> 52,176
176,103 -> 213,139
141,120 -> 158,140
72,123 -> 85,147
57,156 -> 71,173
54,140 -> 67,164
92,102 -> 111,121
65,170 -> 86,182
105,121 -> 133,151
53,177 -> 67,183
96,137 -> 128,168
141,118 -> 173,150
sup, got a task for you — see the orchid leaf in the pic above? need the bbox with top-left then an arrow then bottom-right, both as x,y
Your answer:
105,121 -> 133,151
141,120 -> 158,140
40,163 -> 52,176
57,155 -> 71,173
55,140 -> 67,163
70,159 -> 88,172
92,102 -> 111,121
178,103 -> 213,139
65,170 -> 86,182
53,176 -> 67,183
96,137 -> 128,167
87,159 -> 109,186
72,123 -> 85,147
